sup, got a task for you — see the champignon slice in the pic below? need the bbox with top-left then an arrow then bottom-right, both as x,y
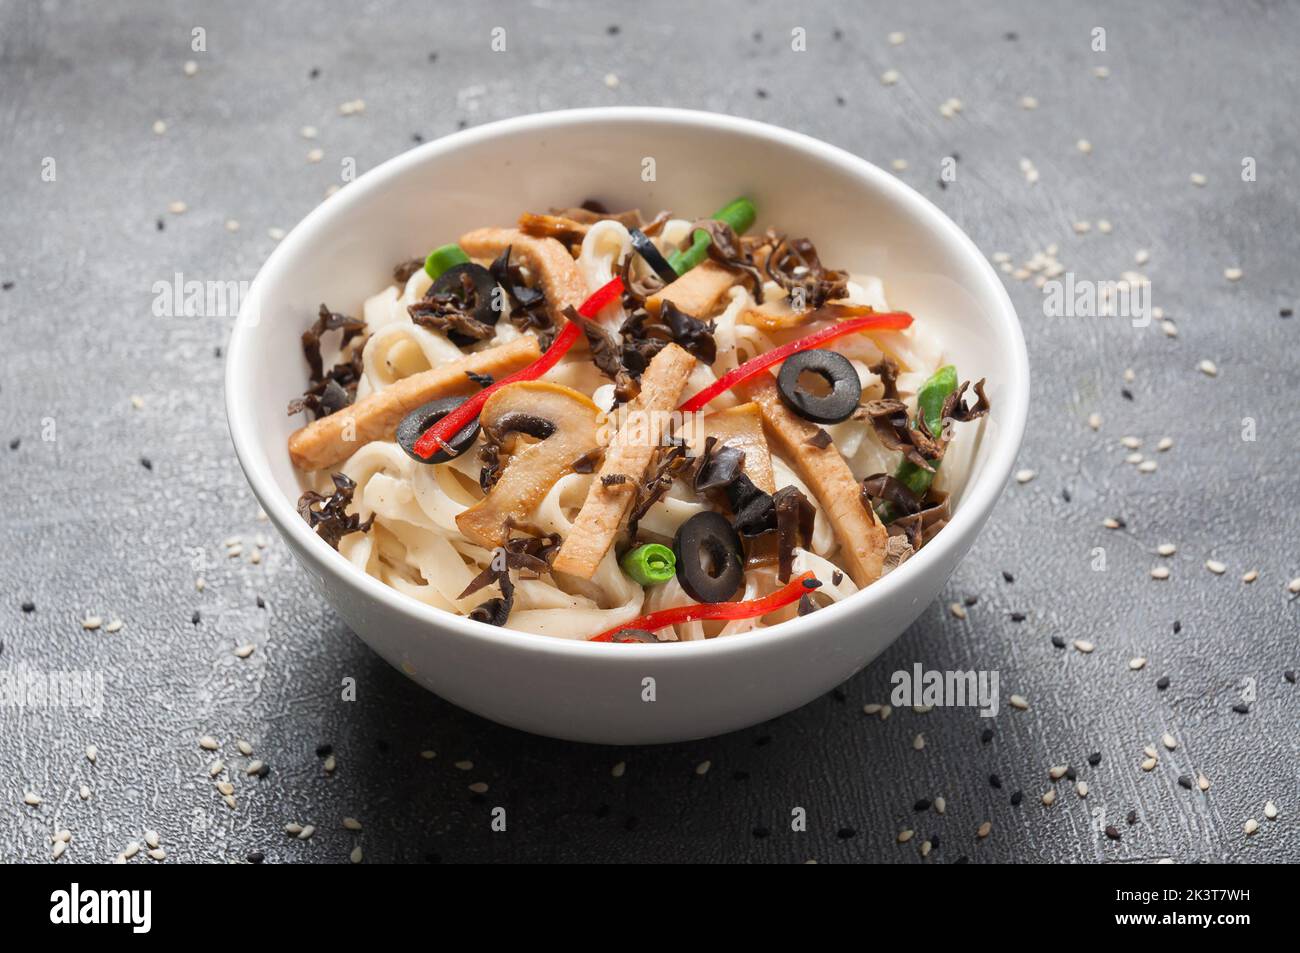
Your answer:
458,227 -> 590,326
455,382 -> 600,548
688,401 -> 776,494
645,261 -> 739,318
517,212 -> 590,246
551,343 -> 697,579
287,335 -> 541,472
744,375 -> 887,587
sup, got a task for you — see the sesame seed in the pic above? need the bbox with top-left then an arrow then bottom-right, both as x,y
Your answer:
1121,436 -> 1141,449
912,733 -> 926,750
338,98 -> 366,115
1135,249 -> 1151,265
1009,694 -> 1029,711
199,735 -> 219,750
1264,801 -> 1278,820
152,119 -> 167,135
343,817 -> 363,831
1157,543 -> 1176,556
1130,657 -> 1147,670
1205,560 -> 1227,575
949,602 -> 967,620
350,845 -> 363,863
52,841 -> 67,860
234,644 -> 255,658
1087,412 -> 1102,430
1041,790 -> 1056,806
976,821 -> 992,838
85,744 -> 98,763
1242,570 -> 1258,584
1105,825 -> 1121,841
1286,577 -> 1300,594
79,785 -> 90,800
306,148 -> 324,164
1162,319 -> 1179,337
183,59 -> 198,76
469,781 -> 489,794
880,69 -> 900,85
167,200 -> 187,214
1097,219 -> 1112,233
1072,220 -> 1091,234
1094,66 -> 1110,79
123,841 -> 140,858
224,219 -> 240,232
1141,757 -> 1158,772
897,829 -> 914,843
1224,267 -> 1242,281
603,73 -> 619,88
81,616 -> 102,630
23,791 -> 41,806
1073,640 -> 1095,654
268,227 -> 286,241
216,781 -> 234,796
284,823 -> 302,835
1015,469 -> 1036,484
1103,517 -> 1121,530
919,840 -> 931,858
1244,818 -> 1259,836
1198,359 -> 1218,377
1077,139 -> 1092,154
1157,675 -> 1171,690
611,761 -> 625,778
145,831 -> 160,849
695,760 -> 711,776
934,797 -> 946,814
1161,732 -> 1178,750
1125,452 -> 1144,465
1178,774 -> 1194,790
245,760 -> 266,776
1156,437 -> 1173,452
300,125 -> 318,139
863,703 -> 881,715
105,619 -> 123,633
298,825 -> 315,840
1049,765 -> 1069,780
888,31 -> 905,45
1075,782 -> 1089,798
1190,172 -> 1206,186
1051,635 -> 1066,648
891,158 -> 908,171
236,740 -> 253,756
880,704 -> 893,720
1150,567 -> 1170,580
208,760 -> 224,777
1138,460 -> 1157,474
1144,744 -> 1158,759
1020,95 -> 1038,109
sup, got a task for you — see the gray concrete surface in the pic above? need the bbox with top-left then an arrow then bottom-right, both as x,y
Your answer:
1,0 -> 1296,863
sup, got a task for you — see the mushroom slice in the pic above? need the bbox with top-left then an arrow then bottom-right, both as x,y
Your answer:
455,382 -> 600,548
645,261 -> 739,318
740,301 -> 875,334
744,375 -> 887,587
288,335 -> 541,472
688,401 -> 775,494
457,227 -> 591,326
552,343 -> 697,580
517,212 -> 590,246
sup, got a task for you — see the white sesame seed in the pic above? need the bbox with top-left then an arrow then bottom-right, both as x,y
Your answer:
1076,781 -> 1089,798
1289,577 -> 1300,594
350,845 -> 363,863
342,817 -> 363,831
123,841 -> 140,858
454,760 -> 474,771
891,158 -> 908,171
419,749 -> 436,760
695,760 -> 711,776
1157,543 -> 1176,557
1121,436 -> 1142,449
183,60 -> 198,76
1049,765 -> 1069,780
1205,560 -> 1227,575
216,781 -> 234,796
1150,567 -> 1170,580
1087,412 -> 1102,431
144,831 -> 160,849
208,760 -> 224,777
1076,139 -> 1092,154
1135,249 -> 1150,265
1129,657 -> 1147,670
949,602 -> 967,620
1161,733 -> 1178,751
1156,437 -> 1173,452
222,794 -> 236,809
79,785 -> 90,800
913,704 -> 933,714
1264,801 -> 1279,820
1096,219 -> 1112,234
879,704 -> 893,720
603,73 -> 619,88
152,119 -> 167,135
224,219 -> 240,232
1125,452 -> 1144,465
23,791 -> 41,806
195,577 -> 206,591
1093,66 -> 1110,79
1242,570 -> 1258,584
1072,220 -> 1091,234
268,227 -> 286,241
977,820 -> 992,838
863,703 -> 881,715
1141,757 -> 1158,772
52,841 -> 67,860
338,98 -> 366,115
237,740 -> 253,756
933,797 -> 946,815
81,616 -> 102,630
226,544 -> 243,558
298,825 -> 315,840
1020,96 -> 1038,110
1103,517 -> 1121,530
284,823 -> 303,835
1190,172 -> 1206,186
85,744 -> 98,763
888,31 -> 905,45
1144,744 -> 1158,759
912,733 -> 926,751
881,69 -> 900,85
167,200 -> 187,214
1041,790 -> 1056,806
234,644 -> 255,658
306,148 -> 324,164
148,847 -> 166,861
1138,460 -> 1157,474
1009,694 -> 1029,711
199,735 -> 219,751
611,761 -> 625,778
897,829 -> 914,843
1198,359 -> 1219,377
1244,818 -> 1259,836
469,781 -> 489,794
1073,640 -> 1095,654
1198,774 -> 1210,791
1015,469 -> 1036,484
920,840 -> 931,858
245,760 -> 265,776
105,619 -> 123,633
1161,319 -> 1179,337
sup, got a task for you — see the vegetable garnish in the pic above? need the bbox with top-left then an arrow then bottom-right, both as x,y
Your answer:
589,571 -> 821,642
667,197 -> 757,275
424,243 -> 471,280
409,276 -> 625,460
620,543 -> 676,586
678,310 -> 914,412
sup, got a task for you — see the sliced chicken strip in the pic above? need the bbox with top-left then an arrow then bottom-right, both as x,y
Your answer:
287,335 -> 541,472
552,344 -> 697,579
458,227 -> 590,325
744,375 -> 887,587
645,261 -> 739,318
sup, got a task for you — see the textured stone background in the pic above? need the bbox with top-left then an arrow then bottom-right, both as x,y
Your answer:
1,0 -> 1296,863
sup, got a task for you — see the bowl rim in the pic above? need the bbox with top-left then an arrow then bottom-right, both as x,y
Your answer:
226,105 -> 1029,659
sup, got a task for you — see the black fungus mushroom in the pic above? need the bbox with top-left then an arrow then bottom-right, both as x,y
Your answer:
776,348 -> 861,424
396,396 -> 481,464
673,511 -> 745,603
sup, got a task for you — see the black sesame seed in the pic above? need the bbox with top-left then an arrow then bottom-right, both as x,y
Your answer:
1156,675 -> 1170,691
755,89 -> 768,99
954,855 -> 969,864
1177,775 -> 1194,790
754,734 -> 772,747
606,24 -> 620,35
1010,790 -> 1023,806
835,95 -> 845,106
1011,612 -> 1026,622
1121,388 -> 1133,401
246,850 -> 264,863
1051,635 -> 1066,649
156,219 -> 165,231
1285,670 -> 1297,684
830,687 -> 847,702
191,610 -> 201,624
308,67 -> 320,79
214,346 -> 222,358
427,52 -> 438,62
456,119 -> 467,130
1,281 -> 12,290
139,457 -> 153,470
374,739 -> 389,753
315,743 -> 333,757
1172,620 -> 1181,633
1002,571 -> 1014,583
1126,809 -> 1138,825
411,133 -> 424,143
21,601 -> 35,613
1232,703 -> 1250,715
1061,489 -> 1072,503
989,774 -> 1002,789
1004,31 -> 1018,40
913,798 -> 931,812
731,770 -> 750,781
594,803 -> 610,818
1105,825 -> 1121,841
751,826 -> 770,838
938,180 -> 948,191
964,595 -> 978,607
832,28 -> 843,40
256,595 -> 266,609
836,827 -> 856,839
1087,752 -> 1102,766
980,727 -> 994,744
9,437 -> 19,450
1280,308 -> 1293,318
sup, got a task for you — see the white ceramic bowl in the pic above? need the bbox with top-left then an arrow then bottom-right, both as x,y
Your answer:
226,107 -> 1028,745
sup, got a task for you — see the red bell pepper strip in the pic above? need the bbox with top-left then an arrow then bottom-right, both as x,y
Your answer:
589,571 -> 820,642
678,311 -> 914,413
411,277 -> 624,460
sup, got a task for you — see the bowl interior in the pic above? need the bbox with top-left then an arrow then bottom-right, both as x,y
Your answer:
229,108 -> 1024,632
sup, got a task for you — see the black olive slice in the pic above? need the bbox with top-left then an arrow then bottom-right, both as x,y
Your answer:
776,348 -> 862,424
396,396 -> 480,464
428,262 -> 501,345
629,228 -> 679,284
674,511 -> 745,604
